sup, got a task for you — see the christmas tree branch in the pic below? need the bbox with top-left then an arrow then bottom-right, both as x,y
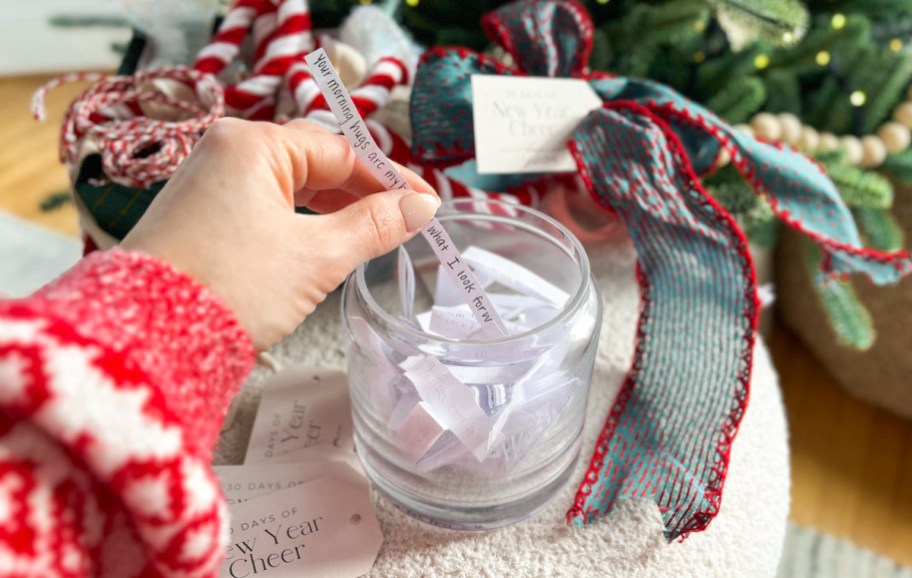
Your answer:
805,242 -> 876,350
853,207 -> 905,251
817,155 -> 894,209
880,148 -> 912,185
709,0 -> 809,46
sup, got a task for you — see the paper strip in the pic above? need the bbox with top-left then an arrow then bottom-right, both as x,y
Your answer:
462,246 -> 570,307
398,245 -> 416,323
400,355 -> 505,461
304,48 -> 507,337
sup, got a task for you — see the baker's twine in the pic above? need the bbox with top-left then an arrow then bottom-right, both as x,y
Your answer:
32,68 -> 225,188
29,0 -> 547,219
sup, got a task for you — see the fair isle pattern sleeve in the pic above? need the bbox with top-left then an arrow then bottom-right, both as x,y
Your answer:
0,249 -> 255,577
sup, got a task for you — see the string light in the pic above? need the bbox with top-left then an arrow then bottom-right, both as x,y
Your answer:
358,0 -> 372,4
754,54 -> 770,69
596,0 -> 610,4
405,0 -> 419,5
694,19 -> 705,32
694,51 -> 705,63
850,90 -> 867,107
891,38 -> 904,52
816,51 -> 831,66
782,32 -> 794,44
831,13 -> 846,30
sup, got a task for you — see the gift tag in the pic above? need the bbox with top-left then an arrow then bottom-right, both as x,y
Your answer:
214,461 -> 355,506
471,74 -> 602,174
259,445 -> 363,475
221,469 -> 382,578
244,366 -> 355,465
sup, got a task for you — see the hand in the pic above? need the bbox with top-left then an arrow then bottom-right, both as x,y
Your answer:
121,118 -> 440,350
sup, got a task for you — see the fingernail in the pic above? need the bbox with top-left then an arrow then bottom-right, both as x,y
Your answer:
399,193 -> 440,232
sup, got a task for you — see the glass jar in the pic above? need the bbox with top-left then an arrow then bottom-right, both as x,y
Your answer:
341,199 -> 602,529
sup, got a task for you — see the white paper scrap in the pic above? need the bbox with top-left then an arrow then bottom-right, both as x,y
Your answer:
434,264 -> 494,307
462,246 -> 570,307
400,355 -> 498,461
398,246 -> 416,322
393,401 -> 447,464
429,305 -> 482,339
415,431 -> 471,472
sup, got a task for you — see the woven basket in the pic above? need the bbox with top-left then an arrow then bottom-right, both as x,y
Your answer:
776,186 -> 912,419
69,31 -> 161,250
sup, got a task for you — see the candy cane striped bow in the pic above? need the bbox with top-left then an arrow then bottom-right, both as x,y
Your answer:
410,0 -> 912,540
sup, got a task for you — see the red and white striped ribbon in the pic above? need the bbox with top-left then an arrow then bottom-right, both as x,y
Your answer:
193,1 -> 260,75
299,56 -> 409,128
34,0 -> 532,204
347,57 -> 409,117
194,0 -> 314,119
34,67 -> 224,188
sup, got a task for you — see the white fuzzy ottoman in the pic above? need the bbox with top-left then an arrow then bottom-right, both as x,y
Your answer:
216,236 -> 790,578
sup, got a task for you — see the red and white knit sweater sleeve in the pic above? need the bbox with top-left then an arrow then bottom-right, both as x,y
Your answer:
0,249 -> 255,577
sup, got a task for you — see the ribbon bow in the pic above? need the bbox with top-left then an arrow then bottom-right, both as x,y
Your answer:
410,0 -> 912,540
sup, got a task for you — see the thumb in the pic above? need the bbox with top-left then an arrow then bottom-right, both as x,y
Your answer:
318,190 -> 440,271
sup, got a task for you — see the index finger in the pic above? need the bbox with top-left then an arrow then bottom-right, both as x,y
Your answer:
279,119 -> 436,198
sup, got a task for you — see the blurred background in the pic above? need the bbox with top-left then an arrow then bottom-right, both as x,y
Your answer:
0,0 -> 910,573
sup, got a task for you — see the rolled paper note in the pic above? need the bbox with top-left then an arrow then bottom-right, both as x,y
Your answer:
304,48 -> 508,336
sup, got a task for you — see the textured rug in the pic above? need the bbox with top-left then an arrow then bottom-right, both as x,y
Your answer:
2,213 -> 906,577
777,523 -> 912,578
0,210 -> 81,298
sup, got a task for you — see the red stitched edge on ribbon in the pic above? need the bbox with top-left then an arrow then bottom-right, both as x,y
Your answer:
412,47 -> 522,166
481,0 -> 594,77
565,101 -> 757,540
481,8 -> 520,73
648,101 -> 912,272
564,0 -> 595,75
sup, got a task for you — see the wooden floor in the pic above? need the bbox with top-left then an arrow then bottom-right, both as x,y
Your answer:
2,74 -> 911,566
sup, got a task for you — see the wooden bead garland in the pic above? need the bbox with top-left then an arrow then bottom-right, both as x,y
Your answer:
778,113 -> 802,146
797,126 -> 819,151
818,132 -> 839,152
750,112 -> 781,141
894,102 -> 912,129
878,122 -> 911,154
738,88 -> 912,168
860,135 -> 887,168
840,135 -> 863,165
